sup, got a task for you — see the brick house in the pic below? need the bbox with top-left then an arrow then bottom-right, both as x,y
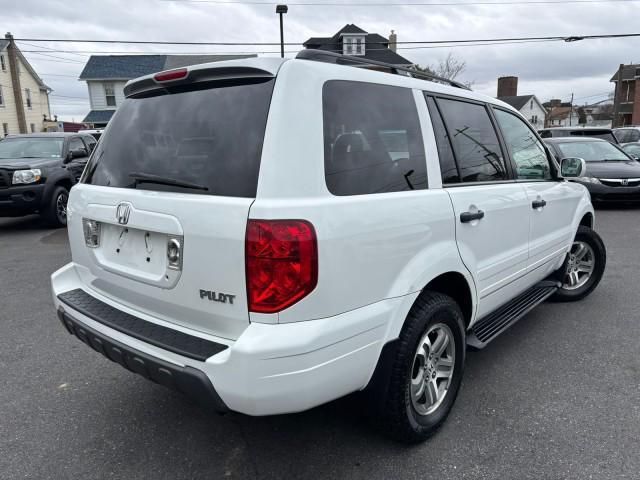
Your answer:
611,63 -> 640,127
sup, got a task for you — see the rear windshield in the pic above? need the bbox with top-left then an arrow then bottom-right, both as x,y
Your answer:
83,79 -> 274,197
568,130 -> 617,143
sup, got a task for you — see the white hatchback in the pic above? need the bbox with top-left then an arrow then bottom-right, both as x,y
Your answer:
52,51 -> 605,442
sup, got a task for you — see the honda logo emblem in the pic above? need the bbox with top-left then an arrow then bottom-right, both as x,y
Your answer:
621,179 -> 629,186
116,203 -> 131,225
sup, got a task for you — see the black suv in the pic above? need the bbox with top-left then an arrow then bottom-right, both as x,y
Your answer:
0,132 -> 96,226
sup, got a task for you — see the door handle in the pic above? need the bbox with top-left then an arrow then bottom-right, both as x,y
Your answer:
532,199 -> 547,209
460,210 -> 485,223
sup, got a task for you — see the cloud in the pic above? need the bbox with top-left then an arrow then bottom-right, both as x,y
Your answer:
4,0 -> 635,120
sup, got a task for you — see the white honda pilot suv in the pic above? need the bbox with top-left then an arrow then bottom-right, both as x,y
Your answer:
51,51 -> 606,443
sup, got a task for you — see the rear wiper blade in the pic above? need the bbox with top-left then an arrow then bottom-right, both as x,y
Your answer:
128,171 -> 209,191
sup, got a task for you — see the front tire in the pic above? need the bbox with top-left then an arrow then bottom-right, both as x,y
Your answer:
380,291 -> 466,443
43,186 -> 69,228
551,225 -> 606,302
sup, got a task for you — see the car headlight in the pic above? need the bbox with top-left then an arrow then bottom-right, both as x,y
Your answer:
12,169 -> 42,185
574,176 -> 601,184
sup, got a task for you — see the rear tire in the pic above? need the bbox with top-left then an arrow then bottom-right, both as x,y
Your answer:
551,225 -> 606,302
379,291 -> 466,443
43,186 -> 69,228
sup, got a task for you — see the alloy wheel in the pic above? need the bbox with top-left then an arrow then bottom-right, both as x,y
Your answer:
410,323 -> 456,416
562,240 -> 595,290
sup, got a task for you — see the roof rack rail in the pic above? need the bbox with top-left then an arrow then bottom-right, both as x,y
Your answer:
296,49 -> 470,90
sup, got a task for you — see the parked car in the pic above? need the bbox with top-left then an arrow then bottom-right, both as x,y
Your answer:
78,128 -> 104,141
0,132 -> 96,226
545,137 -> 640,203
613,126 -> 640,144
538,126 -> 619,144
51,52 -> 606,443
621,142 -> 640,160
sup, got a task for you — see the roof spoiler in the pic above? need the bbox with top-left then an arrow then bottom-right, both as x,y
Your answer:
124,66 -> 274,98
296,49 -> 470,90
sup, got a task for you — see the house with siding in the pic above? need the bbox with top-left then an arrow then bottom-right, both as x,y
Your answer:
495,76 -> 546,130
0,33 -> 52,136
79,54 -> 256,128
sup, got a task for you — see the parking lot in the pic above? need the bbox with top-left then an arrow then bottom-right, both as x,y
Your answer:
1,208 -> 639,480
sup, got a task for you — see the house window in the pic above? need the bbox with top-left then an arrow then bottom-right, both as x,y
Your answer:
344,38 -> 353,55
104,83 -> 116,107
356,38 -> 362,54
530,100 -> 533,109
531,115 -> 538,124
2,123 -> 8,136
25,89 -> 32,109
0,86 -> 4,106
0,55 -> 5,71
30,123 -> 36,133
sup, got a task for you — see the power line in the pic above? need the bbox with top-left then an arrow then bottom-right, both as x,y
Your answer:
11,32 -> 640,46
161,0 -> 640,5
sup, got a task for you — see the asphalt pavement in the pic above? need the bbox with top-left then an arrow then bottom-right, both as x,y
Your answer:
1,208 -> 639,479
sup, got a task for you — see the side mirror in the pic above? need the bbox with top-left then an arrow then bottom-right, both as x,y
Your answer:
66,148 -> 88,162
560,157 -> 586,178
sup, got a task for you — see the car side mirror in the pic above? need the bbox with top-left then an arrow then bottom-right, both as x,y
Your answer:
66,148 -> 88,162
560,157 -> 586,178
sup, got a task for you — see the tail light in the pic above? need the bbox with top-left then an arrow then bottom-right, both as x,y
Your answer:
246,220 -> 318,314
154,68 -> 188,83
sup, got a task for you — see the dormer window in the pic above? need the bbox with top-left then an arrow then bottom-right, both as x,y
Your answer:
342,35 -> 365,56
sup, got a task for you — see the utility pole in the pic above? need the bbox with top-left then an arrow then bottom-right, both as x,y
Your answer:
569,93 -> 574,126
5,32 -> 27,134
276,5 -> 288,58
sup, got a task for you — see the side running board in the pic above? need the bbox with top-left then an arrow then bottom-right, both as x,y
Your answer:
467,281 -> 560,349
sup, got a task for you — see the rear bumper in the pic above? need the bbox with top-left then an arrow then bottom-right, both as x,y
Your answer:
52,262 -> 401,416
57,307 -> 229,413
0,184 -> 46,216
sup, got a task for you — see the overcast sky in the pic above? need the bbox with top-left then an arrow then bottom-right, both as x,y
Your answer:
3,0 -> 638,121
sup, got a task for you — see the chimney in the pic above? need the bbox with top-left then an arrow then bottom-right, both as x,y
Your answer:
497,76 -> 518,97
549,99 -> 562,107
389,30 -> 397,52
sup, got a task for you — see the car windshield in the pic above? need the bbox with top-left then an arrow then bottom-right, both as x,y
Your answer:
0,137 -> 64,159
555,141 -> 630,162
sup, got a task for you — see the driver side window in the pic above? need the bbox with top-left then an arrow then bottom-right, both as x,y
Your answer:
494,109 -> 551,180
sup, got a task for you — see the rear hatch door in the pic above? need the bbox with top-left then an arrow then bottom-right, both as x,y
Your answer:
68,65 -> 277,340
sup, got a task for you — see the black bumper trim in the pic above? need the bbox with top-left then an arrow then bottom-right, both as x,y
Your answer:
57,289 -> 228,361
57,307 -> 229,413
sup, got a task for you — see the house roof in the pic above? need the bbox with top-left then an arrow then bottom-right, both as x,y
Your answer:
498,95 -> 535,111
0,39 -> 9,51
79,54 -> 256,80
302,24 -> 412,66
610,64 -> 640,82
338,24 -> 368,35
83,109 -> 116,124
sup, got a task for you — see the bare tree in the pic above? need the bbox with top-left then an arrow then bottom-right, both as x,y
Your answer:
414,53 -> 473,87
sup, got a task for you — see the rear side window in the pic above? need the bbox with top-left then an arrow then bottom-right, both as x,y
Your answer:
82,135 -> 97,153
323,81 -> 427,196
83,79 -> 274,197
425,96 -> 460,184
437,98 -> 507,182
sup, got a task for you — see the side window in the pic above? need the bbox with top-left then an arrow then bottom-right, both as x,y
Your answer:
82,135 -> 97,153
437,98 -> 507,182
323,81 -> 427,196
69,137 -> 87,155
494,109 -> 551,180
629,130 -> 640,142
425,95 -> 460,183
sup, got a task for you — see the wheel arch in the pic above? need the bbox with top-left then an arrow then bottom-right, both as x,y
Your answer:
421,271 -> 474,329
579,212 -> 594,229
